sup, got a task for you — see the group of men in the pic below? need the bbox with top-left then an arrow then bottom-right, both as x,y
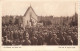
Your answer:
2,24 -> 78,45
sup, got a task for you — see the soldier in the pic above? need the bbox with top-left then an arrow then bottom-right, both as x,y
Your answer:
7,29 -> 11,40
66,35 -> 73,45
73,32 -> 78,45
50,34 -> 59,45
47,31 -> 53,45
30,34 -> 38,45
19,29 -> 24,44
13,30 -> 19,45
22,36 -> 31,45
2,36 -> 7,45
58,32 -> 65,45
2,36 -> 12,45
2,28 -> 6,37
10,31 -> 14,44
37,33 -> 44,45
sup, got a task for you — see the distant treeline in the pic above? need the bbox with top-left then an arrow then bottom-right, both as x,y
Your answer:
52,13 -> 78,27
2,13 -> 78,27
2,16 -> 23,26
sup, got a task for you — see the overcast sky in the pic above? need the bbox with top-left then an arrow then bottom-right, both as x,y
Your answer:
1,0 -> 78,17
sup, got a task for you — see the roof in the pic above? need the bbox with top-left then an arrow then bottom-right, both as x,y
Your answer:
24,6 -> 38,17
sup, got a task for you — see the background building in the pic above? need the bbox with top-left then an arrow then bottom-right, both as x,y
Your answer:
23,6 -> 38,28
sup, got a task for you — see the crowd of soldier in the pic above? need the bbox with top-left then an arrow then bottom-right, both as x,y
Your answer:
2,25 -> 78,45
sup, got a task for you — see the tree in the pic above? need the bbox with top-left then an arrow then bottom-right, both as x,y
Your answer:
15,18 -> 19,25
40,20 -> 52,26
69,13 -> 78,26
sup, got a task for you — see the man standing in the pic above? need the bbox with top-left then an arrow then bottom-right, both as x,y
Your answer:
66,35 -> 73,45
50,34 -> 59,45
22,35 -> 31,45
30,34 -> 38,45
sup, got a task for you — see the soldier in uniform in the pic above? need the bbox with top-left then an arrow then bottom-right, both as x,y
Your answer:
2,36 -> 12,45
10,31 -> 14,44
6,29 -> 11,40
66,35 -> 73,45
2,28 -> 6,37
13,30 -> 19,45
22,36 -> 31,45
30,34 -> 38,45
37,33 -> 44,45
73,34 -> 78,45
50,34 -> 59,45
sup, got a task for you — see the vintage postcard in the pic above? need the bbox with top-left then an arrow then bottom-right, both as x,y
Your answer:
0,0 -> 80,51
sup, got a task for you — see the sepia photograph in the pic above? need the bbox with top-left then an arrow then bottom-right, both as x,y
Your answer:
1,0 -> 78,46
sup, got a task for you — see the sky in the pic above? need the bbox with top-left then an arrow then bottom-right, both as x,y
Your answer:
1,0 -> 78,17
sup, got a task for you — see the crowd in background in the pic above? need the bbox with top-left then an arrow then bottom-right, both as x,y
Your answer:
2,24 -> 78,45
